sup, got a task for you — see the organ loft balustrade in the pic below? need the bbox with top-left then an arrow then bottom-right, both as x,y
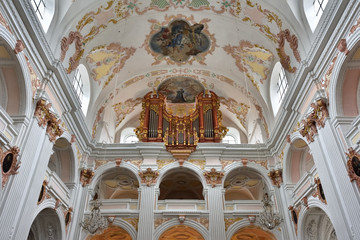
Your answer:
135,90 -> 227,163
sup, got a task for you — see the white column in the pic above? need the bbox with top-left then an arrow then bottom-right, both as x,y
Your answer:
208,186 -> 226,240
309,119 -> 360,239
0,117 -> 54,240
137,185 -> 155,240
67,183 -> 87,239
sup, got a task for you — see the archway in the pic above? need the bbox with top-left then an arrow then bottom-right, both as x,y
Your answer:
299,207 -> 337,240
27,208 -> 62,240
48,138 -> 76,186
158,168 -> 204,200
159,225 -> 204,240
230,226 -> 276,240
285,139 -> 314,184
86,226 -> 132,240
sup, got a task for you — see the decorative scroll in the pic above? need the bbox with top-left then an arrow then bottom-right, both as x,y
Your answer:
80,169 -> 94,187
37,180 -> 51,205
64,207 -> 73,230
14,40 -> 25,54
204,168 -> 224,187
288,205 -> 301,235
139,168 -> 159,186
346,148 -> 360,189
34,99 -> 64,142
60,31 -> 84,73
1,146 -> 20,188
299,99 -> 329,142
312,177 -> 327,204
277,29 -> 301,73
268,168 -> 283,188
302,196 -> 309,209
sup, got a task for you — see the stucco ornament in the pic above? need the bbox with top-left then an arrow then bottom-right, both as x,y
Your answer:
204,168 -> 224,187
139,168 -> 159,186
268,168 -> 283,188
1,146 -> 21,188
306,219 -> 317,240
346,148 -> 360,189
80,169 -> 95,187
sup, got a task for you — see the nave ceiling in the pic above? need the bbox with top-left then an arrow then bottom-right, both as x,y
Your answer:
52,0 -> 306,143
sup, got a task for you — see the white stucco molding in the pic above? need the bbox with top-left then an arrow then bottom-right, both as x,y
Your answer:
155,161 -> 208,189
0,25 -> 33,120
297,197 -> 333,240
32,198 -> 66,240
153,218 -> 209,240
226,218 -> 283,240
89,161 -> 142,190
329,27 -> 360,118
223,161 -> 273,191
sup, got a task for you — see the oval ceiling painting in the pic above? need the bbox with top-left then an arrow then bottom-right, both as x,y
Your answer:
157,76 -> 205,103
150,20 -> 210,62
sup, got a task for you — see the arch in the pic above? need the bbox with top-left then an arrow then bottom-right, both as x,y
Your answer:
85,226 -> 132,240
226,219 -> 283,240
28,202 -> 65,240
0,26 -> 32,119
95,167 -> 139,200
89,161 -> 142,192
297,202 -> 336,240
155,161 -> 208,189
283,138 -> 314,184
48,137 -> 77,186
154,219 -> 209,240
223,167 -> 265,200
329,27 -> 360,118
230,226 -> 277,240
223,162 -> 273,191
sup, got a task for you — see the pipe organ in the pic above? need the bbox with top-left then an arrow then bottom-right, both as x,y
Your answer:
135,91 -> 227,160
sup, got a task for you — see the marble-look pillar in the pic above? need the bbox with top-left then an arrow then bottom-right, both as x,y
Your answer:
208,186 -> 226,240
137,185 -> 155,240
309,119 -> 360,239
0,117 -> 54,240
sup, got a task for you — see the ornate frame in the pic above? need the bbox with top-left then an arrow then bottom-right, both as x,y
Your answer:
288,205 -> 301,235
313,177 -> 327,204
345,148 -> 360,188
1,146 -> 20,188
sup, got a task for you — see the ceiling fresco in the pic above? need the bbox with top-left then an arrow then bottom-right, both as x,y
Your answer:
56,0 -> 304,142
157,76 -> 205,103
224,40 -> 274,91
144,15 -> 216,65
149,19 -> 210,63
86,43 -> 136,87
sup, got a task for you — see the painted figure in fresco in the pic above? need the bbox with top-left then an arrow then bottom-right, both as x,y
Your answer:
174,89 -> 186,103
150,20 -> 210,62
157,76 -> 205,103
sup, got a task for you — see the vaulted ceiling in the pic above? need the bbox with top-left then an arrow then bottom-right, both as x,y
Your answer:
51,0 -> 307,143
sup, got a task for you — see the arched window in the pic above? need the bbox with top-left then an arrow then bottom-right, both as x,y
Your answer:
304,0 -> 329,32
73,64 -> 90,115
120,127 -> 139,143
222,127 -> 240,144
73,68 -> 83,102
270,62 -> 288,115
30,0 -> 55,33
124,135 -> 139,143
